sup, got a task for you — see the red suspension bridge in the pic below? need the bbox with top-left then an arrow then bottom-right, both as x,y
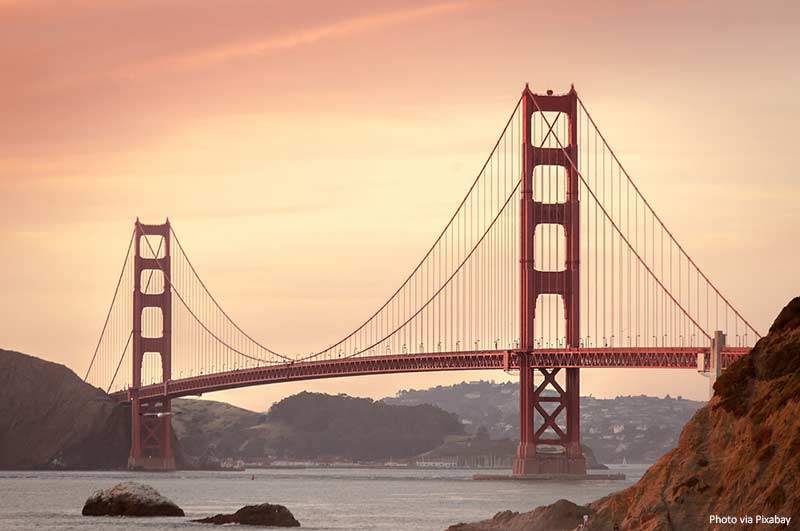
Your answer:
84,85 -> 757,473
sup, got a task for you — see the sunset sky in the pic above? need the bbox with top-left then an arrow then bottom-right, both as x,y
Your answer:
2,0 -> 799,411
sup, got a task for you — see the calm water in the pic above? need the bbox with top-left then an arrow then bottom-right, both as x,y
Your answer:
0,465 -> 648,531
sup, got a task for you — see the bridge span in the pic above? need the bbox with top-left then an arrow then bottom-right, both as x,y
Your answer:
110,347 -> 748,403
86,85 -> 759,473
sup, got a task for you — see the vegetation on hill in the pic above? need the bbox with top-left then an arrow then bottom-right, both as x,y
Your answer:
172,398 -> 268,462
266,392 -> 464,460
175,392 -> 464,463
0,348 -> 460,469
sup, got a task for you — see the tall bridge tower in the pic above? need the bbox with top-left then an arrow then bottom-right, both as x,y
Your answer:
515,85 -> 585,475
128,220 -> 175,470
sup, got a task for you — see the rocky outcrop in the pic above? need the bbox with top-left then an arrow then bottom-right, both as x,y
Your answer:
447,500 -> 591,531
447,297 -> 800,530
82,481 -> 184,516
0,349 -> 130,469
193,503 -> 300,526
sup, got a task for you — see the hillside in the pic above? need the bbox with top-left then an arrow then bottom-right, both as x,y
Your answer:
171,398 -> 269,466
0,349 -> 129,469
447,297 -> 800,530
0,348 -> 463,469
175,392 -> 464,463
386,381 -> 704,463
0,348 -> 461,470
268,392 -> 464,460
176,384 -> 707,467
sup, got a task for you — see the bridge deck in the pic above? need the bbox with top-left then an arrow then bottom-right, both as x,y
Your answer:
110,347 -> 749,402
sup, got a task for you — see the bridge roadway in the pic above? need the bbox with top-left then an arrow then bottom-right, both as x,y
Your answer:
110,346 -> 750,403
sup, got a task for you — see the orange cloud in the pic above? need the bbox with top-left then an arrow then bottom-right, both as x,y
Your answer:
107,0 -> 491,80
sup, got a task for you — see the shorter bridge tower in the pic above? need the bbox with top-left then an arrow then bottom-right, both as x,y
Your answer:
128,219 -> 175,471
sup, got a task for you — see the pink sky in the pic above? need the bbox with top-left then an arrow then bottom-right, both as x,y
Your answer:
1,0 -> 799,410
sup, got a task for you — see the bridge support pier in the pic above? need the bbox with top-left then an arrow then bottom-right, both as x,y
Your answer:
707,330 -> 726,399
514,355 -> 585,475
128,397 -> 176,471
128,219 -> 175,471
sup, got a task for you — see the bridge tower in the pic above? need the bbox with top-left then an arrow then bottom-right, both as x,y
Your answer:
128,219 -> 175,471
514,85 -> 586,476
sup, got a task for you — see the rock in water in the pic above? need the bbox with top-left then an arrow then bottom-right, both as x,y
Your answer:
82,481 -> 184,517
193,503 -> 300,527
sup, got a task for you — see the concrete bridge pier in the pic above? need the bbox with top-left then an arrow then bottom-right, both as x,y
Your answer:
707,330 -> 725,400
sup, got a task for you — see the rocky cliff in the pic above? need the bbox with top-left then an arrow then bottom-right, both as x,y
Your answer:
446,297 -> 800,530
0,349 -> 130,469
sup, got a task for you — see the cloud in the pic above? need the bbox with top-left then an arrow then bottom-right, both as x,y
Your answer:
106,0 -> 488,80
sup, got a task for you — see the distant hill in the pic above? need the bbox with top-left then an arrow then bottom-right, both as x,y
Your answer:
268,392 -> 464,460
0,349 -> 130,469
385,381 -> 705,463
176,384 -> 704,466
174,392 -> 464,463
0,347 -> 464,469
172,398 -> 267,463
1,345 -> 700,470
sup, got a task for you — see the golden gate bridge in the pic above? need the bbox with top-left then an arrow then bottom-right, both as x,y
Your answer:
83,85 -> 757,473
